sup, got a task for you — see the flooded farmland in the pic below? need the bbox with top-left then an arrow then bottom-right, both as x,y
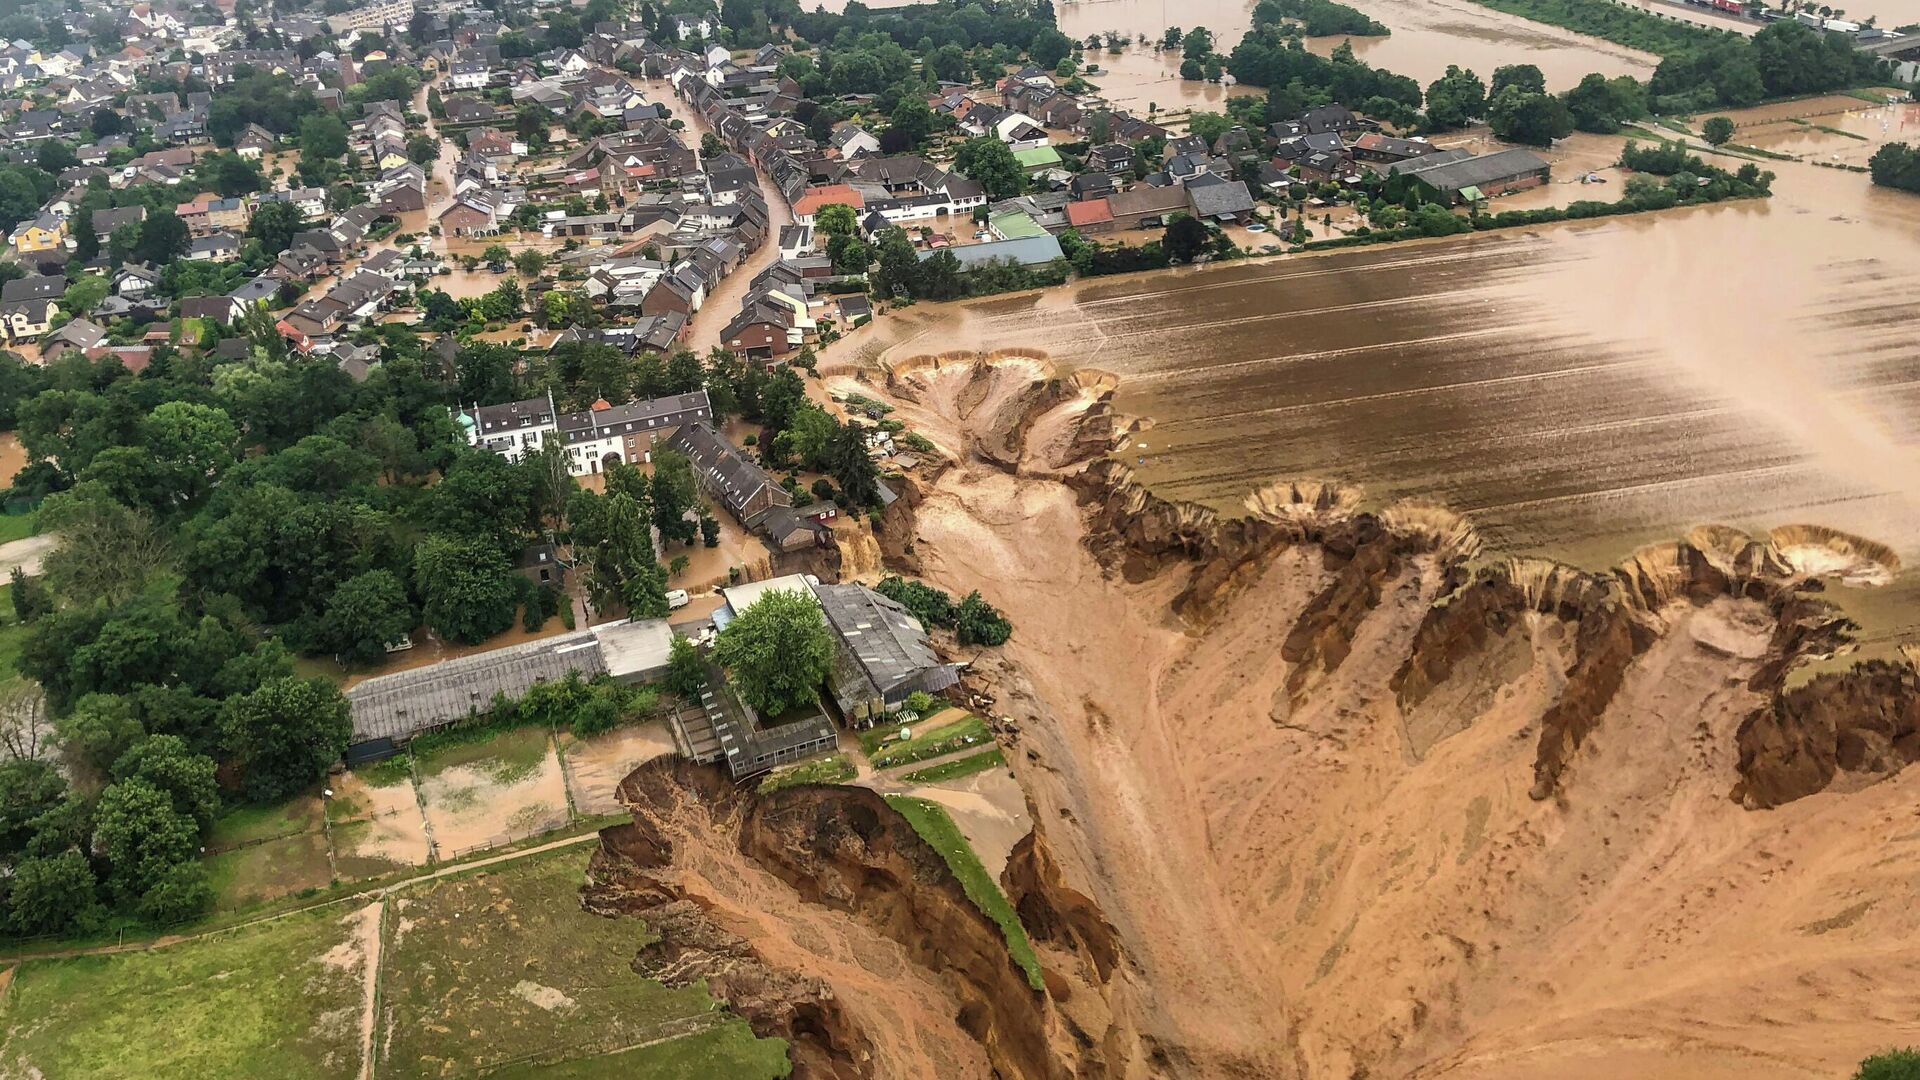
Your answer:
842,99 -> 1920,665
1302,0 -> 1658,89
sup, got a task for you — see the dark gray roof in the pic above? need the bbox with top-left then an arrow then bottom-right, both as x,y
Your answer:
346,630 -> 608,742
1399,148 -> 1549,192
554,389 -> 712,446
814,583 -> 960,711
1383,148 -> 1472,177
667,421 -> 778,518
1188,179 -> 1256,219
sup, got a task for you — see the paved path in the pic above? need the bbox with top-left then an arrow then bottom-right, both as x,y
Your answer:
0,533 -> 55,578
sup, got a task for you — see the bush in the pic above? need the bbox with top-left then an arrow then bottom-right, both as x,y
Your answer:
1857,1050 -> 1920,1080
904,690 -> 938,715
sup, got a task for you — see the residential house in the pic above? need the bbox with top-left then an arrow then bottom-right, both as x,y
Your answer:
0,298 -> 54,342
9,213 -> 67,255
666,420 -> 790,526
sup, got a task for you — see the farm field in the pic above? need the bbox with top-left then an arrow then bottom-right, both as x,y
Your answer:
0,902 -> 375,1080
376,849 -> 785,1077
1,849 -> 788,1079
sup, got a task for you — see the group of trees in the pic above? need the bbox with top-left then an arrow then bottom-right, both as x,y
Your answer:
873,575 -> 1013,646
1252,0 -> 1388,37
1868,142 -> 1920,194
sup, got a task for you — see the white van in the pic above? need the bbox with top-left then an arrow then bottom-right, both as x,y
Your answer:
665,589 -> 690,610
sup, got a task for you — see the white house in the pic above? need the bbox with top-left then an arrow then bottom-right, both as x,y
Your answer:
460,389 -> 716,475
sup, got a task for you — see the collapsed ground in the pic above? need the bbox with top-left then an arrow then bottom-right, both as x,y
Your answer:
587,351 -> 1920,1080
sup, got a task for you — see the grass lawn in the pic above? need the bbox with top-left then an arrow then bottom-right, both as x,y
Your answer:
884,795 -> 1044,991
413,722 -> 551,782
0,511 -> 35,546
378,848 -> 787,1078
758,753 -> 856,794
203,830 -> 335,909
901,749 -> 1006,785
865,714 -> 991,770
486,1020 -> 790,1079
208,793 -> 325,851
0,903 -> 370,1080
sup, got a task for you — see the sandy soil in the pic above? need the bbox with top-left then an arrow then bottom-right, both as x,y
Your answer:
327,770 -> 433,876
0,432 -> 25,488
417,734 -> 573,857
559,721 -> 677,816
831,355 -> 1920,1079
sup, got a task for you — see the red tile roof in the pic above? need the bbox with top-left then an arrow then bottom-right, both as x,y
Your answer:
1065,198 -> 1114,227
792,184 -> 865,217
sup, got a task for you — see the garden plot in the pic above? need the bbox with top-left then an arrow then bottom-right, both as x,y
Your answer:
415,727 -> 571,857
325,766 -> 432,881
557,721 -> 675,816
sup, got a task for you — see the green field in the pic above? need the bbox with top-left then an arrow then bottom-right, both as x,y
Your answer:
884,796 -> 1044,991
0,903 -> 371,1080
378,849 -> 788,1077
901,749 -> 1006,784
758,753 -> 856,793
0,510 -> 36,546
863,714 -> 991,770
487,1021 -> 790,1079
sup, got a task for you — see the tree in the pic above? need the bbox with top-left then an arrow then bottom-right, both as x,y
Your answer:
826,423 -> 880,507
320,570 -> 415,665
1424,65 -> 1486,130
413,534 -> 520,645
1186,111 -> 1232,145
1030,28 -> 1073,69
93,777 -> 199,906
114,734 -> 218,834
665,633 -> 707,697
648,448 -> 699,546
35,140 -> 77,176
297,112 -> 349,161
889,96 -> 935,149
247,199 -> 306,256
1856,1050 -> 1920,1080
132,210 -> 190,264
407,134 -> 440,164
1701,116 -> 1735,146
953,136 -> 1025,200
815,202 -> 858,237
219,676 -> 352,803
710,588 -> 833,717
1181,25 -> 1214,61
1868,142 -> 1920,193
1163,215 -> 1210,263
1487,86 -> 1574,147
956,590 -> 1013,645
8,850 -> 101,935
513,248 -> 547,276
1490,63 -> 1546,98
1564,72 -> 1644,134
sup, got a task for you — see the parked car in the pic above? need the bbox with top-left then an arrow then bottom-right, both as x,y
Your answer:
665,589 -> 690,610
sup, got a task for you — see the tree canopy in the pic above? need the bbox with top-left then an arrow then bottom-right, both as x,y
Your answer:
711,589 -> 833,717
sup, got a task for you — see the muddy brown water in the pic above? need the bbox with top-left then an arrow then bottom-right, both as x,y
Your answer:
1302,0 -> 1658,90
852,101 -> 1920,664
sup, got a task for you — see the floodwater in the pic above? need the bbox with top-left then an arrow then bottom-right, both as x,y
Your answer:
1079,46 -> 1260,115
1302,0 -> 1658,90
851,95 -> 1920,663
0,432 -> 25,488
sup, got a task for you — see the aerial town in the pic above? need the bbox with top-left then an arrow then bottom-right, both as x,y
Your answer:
0,0 -> 1914,1074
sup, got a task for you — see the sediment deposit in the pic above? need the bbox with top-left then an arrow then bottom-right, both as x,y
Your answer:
593,353 -> 1920,1078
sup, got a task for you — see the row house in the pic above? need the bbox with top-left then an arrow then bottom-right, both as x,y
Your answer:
459,388 -> 713,475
